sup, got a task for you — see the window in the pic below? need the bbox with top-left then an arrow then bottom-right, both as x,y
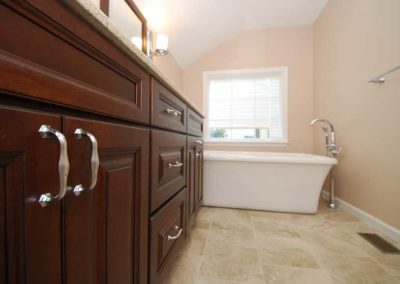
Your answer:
203,67 -> 288,145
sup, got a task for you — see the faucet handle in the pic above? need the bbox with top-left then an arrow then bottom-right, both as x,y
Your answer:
331,145 -> 344,156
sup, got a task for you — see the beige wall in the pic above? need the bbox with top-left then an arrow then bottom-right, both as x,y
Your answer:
314,0 -> 400,229
153,53 -> 183,92
183,27 -> 314,153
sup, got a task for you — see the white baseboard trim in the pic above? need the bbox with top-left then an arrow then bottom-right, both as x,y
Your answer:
321,191 -> 400,244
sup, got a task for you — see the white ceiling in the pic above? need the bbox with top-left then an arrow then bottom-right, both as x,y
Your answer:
134,0 -> 328,68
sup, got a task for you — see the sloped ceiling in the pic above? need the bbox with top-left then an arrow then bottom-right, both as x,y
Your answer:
134,0 -> 328,68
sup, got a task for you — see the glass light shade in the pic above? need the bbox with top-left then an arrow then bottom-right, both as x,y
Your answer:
155,34 -> 168,55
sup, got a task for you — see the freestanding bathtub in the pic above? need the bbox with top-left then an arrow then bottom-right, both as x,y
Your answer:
203,151 -> 337,214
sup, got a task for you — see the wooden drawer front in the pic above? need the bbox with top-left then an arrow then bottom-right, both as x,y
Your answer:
151,78 -> 187,133
151,130 -> 186,212
0,3 -> 150,124
150,188 -> 187,284
187,108 -> 203,137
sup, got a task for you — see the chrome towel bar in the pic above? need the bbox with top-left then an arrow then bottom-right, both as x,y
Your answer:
368,64 -> 400,84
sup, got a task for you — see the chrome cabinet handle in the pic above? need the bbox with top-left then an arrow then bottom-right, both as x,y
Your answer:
72,128 -> 99,196
38,125 -> 70,207
195,140 -> 203,145
167,225 -> 183,241
166,108 -> 182,116
168,161 -> 184,168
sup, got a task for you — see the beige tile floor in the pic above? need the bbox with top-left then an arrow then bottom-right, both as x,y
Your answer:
163,202 -> 400,284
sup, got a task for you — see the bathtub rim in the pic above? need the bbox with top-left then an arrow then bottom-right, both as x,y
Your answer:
204,150 -> 337,165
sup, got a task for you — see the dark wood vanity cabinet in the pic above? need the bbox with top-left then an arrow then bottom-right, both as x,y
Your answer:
63,117 -> 149,284
196,142 -> 204,215
187,106 -> 204,229
0,1 -> 203,284
0,1 -> 150,124
151,78 -> 187,133
149,188 -> 187,284
187,108 -> 204,137
187,136 -> 204,229
0,106 -> 63,284
0,106 -> 150,284
150,130 -> 187,212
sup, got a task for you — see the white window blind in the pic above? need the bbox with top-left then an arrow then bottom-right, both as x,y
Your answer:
204,68 -> 287,143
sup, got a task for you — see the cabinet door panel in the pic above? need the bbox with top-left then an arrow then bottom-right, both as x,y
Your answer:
64,117 -> 149,284
104,154 -> 135,284
187,137 -> 203,229
195,142 -> 204,214
187,137 -> 197,228
0,105 -> 62,284
62,134 -> 96,284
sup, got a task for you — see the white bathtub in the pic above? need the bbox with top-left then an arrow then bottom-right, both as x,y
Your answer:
203,151 -> 337,214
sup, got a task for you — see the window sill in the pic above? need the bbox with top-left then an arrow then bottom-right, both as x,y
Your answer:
204,140 -> 289,147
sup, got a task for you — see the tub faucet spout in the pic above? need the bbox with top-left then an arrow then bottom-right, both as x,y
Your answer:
310,118 -> 341,157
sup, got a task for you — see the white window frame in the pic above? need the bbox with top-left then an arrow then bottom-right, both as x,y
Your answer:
203,67 -> 288,147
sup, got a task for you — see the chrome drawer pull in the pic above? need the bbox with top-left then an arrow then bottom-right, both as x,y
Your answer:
72,128 -> 99,196
195,140 -> 203,145
166,108 -> 182,116
168,161 -> 184,168
38,125 -> 70,207
167,226 -> 183,241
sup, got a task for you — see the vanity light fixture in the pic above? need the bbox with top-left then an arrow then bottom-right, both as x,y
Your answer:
154,34 -> 168,55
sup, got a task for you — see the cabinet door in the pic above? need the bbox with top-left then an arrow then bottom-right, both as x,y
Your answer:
195,141 -> 204,214
187,137 -> 197,228
63,117 -> 149,284
187,137 -> 203,229
0,105 -> 62,284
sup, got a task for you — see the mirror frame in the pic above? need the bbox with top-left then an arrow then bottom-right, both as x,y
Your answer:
99,0 -> 148,54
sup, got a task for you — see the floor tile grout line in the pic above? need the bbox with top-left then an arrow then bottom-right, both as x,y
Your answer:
195,208 -> 213,281
177,206 -> 399,284
363,252 -> 400,279
248,211 -> 269,283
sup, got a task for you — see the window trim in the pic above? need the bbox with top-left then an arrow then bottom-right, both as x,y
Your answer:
202,67 -> 289,146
